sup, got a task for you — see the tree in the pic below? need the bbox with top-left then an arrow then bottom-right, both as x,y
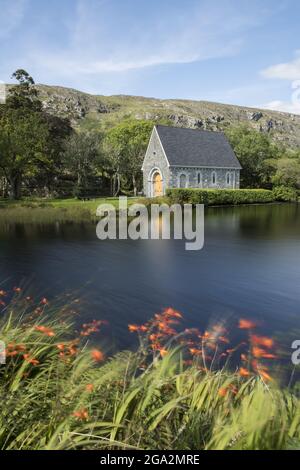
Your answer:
105,120 -> 153,196
37,113 -> 73,196
0,110 -> 49,199
0,69 -> 72,199
272,158 -> 300,189
7,69 -> 42,112
226,126 -> 279,188
62,132 -> 104,196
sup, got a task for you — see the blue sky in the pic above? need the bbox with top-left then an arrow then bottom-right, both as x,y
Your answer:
1,0 -> 300,113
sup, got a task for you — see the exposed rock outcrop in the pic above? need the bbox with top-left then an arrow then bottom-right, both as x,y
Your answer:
35,85 -> 300,147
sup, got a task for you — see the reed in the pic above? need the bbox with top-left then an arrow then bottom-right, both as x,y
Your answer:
0,290 -> 299,450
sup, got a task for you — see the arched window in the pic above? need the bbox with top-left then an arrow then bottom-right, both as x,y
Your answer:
212,171 -> 217,186
232,171 -> 236,188
197,171 -> 202,187
179,173 -> 187,188
226,172 -> 231,186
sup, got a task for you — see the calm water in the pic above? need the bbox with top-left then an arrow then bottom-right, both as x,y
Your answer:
0,204 -> 299,351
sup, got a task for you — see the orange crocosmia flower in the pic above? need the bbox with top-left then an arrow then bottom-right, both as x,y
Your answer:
80,320 -> 103,337
73,409 -> 89,420
139,325 -> 148,332
40,297 -> 49,305
13,287 -> 22,293
128,324 -> 139,333
252,347 -> 265,358
23,354 -> 39,366
239,367 -> 251,377
252,347 -> 276,359
34,325 -> 55,337
251,335 -> 274,350
0,300 -> 6,307
56,343 -> 65,351
68,345 -> 78,356
163,307 -> 176,316
85,383 -> 94,392
238,319 -> 257,330
259,370 -> 273,382
164,328 -> 177,337
241,354 -> 248,362
218,387 -> 228,397
163,307 -> 183,319
0,290 -> 7,297
159,348 -> 168,357
6,350 -> 18,357
189,348 -> 202,356
91,349 -> 105,362
149,334 -> 158,342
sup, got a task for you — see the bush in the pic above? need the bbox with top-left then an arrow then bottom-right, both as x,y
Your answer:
166,188 -> 275,206
272,186 -> 298,202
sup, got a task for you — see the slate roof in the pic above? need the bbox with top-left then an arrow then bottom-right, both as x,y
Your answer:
155,125 -> 242,169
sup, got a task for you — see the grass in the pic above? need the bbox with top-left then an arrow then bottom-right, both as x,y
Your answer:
0,289 -> 300,450
0,197 -> 141,224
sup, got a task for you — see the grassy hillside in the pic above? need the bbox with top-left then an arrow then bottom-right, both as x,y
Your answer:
37,84 -> 300,147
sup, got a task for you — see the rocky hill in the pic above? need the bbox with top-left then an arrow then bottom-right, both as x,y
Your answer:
36,84 -> 300,148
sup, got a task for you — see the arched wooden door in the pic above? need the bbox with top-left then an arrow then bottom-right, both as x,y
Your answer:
153,172 -> 163,197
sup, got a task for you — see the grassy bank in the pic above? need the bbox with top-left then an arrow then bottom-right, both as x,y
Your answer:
0,197 -> 140,224
0,189 -> 298,224
0,290 -> 299,450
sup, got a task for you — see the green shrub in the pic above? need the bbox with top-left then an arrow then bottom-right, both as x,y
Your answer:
166,188 -> 275,206
272,186 -> 297,202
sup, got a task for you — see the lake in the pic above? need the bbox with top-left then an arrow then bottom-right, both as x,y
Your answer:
0,203 -> 299,352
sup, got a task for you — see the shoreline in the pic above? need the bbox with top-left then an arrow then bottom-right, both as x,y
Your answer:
0,197 -> 298,224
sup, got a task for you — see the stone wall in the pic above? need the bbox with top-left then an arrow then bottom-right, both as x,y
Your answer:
142,129 -> 170,197
169,167 -> 240,190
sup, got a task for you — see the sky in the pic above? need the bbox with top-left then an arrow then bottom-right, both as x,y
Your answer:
1,0 -> 300,113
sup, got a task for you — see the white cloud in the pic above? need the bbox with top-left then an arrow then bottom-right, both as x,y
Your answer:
261,99 -> 300,115
0,0 -> 27,39
26,0 -> 262,77
260,52 -> 300,114
261,51 -> 300,81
